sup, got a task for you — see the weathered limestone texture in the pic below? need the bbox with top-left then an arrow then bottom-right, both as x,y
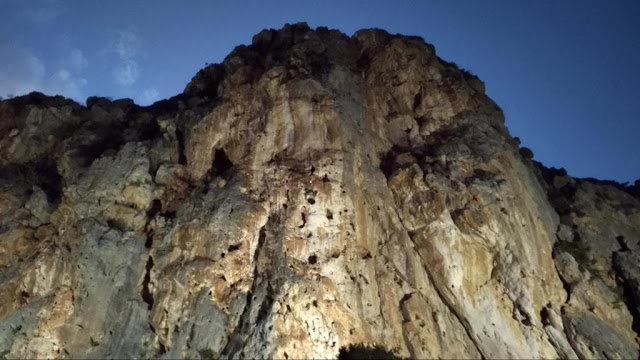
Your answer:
0,23 -> 638,359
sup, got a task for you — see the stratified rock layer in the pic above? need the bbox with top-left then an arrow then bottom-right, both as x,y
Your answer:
0,23 -> 639,359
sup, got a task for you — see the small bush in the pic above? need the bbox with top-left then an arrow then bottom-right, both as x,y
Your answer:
555,241 -> 610,280
338,344 -> 403,360
198,348 -> 219,360
555,241 -> 592,265
460,67 -> 475,78
519,147 -> 534,160
611,284 -> 626,309
10,325 -> 22,335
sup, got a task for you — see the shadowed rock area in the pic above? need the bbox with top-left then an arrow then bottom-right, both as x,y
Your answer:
0,23 -> 639,359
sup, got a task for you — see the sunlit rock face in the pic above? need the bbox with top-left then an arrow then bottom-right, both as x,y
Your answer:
0,23 -> 639,359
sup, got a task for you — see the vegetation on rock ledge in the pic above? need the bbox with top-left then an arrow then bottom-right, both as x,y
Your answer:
338,344 -> 404,360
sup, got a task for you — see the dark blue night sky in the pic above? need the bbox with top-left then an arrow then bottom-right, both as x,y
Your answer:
1,0 -> 638,182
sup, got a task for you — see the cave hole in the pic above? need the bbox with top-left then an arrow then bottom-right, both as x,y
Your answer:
212,148 -> 234,176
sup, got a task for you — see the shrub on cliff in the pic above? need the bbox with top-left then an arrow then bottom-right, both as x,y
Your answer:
519,146 -> 534,160
338,344 -> 403,360
198,348 -> 219,360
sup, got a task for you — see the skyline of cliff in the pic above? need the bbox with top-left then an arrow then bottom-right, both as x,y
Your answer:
1,1 -> 639,184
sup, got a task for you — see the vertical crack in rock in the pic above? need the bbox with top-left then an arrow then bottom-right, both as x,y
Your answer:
379,147 -> 399,180
33,159 -> 63,204
399,292 -> 417,358
612,251 -> 640,335
144,230 -> 154,250
141,255 -> 154,310
421,262 -> 486,359
145,199 -> 162,249
400,218 -> 486,359
176,127 -> 187,165
551,243 -> 573,304
616,235 -> 630,252
254,223 -> 267,265
255,279 -> 275,326
141,199 -> 159,309
222,220 -> 269,358
148,322 -> 166,355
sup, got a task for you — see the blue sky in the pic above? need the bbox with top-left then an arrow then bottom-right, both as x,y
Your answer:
1,0 -> 638,183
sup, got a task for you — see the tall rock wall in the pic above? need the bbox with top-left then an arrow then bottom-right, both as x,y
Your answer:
0,23 -> 638,359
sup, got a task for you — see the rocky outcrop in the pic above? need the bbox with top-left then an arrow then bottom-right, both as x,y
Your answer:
0,23 -> 638,359
537,166 -> 640,359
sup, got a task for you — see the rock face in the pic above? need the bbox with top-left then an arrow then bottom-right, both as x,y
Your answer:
0,23 -> 639,359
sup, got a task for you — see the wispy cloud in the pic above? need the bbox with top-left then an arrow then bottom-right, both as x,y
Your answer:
66,48 -> 88,72
108,29 -> 142,87
48,68 -> 87,100
140,87 -> 160,105
112,29 -> 140,59
0,39 -> 88,101
114,60 -> 140,87
0,43 -> 45,96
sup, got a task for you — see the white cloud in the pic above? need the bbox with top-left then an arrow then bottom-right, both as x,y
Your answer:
113,60 -> 140,87
113,30 -> 140,60
0,40 -> 88,101
140,87 -> 160,105
66,48 -> 88,72
0,41 -> 45,97
49,69 -> 87,100
108,29 -> 142,87
25,54 -> 46,80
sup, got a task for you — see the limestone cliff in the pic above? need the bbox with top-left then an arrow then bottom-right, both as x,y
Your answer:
0,23 -> 639,359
